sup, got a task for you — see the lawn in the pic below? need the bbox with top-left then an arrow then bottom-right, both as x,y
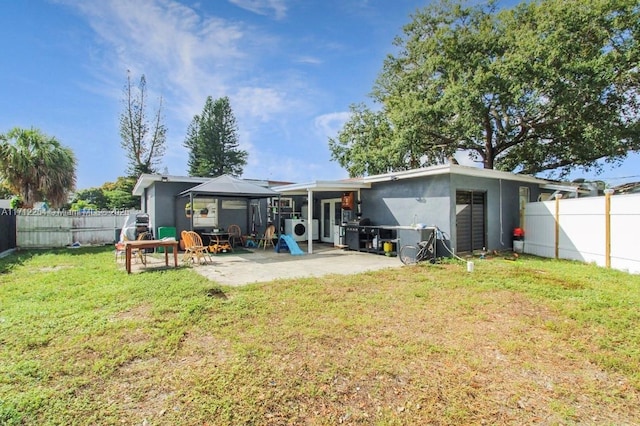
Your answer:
1,246 -> 639,425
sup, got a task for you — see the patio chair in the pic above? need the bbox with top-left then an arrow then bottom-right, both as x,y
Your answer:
115,232 -> 149,264
181,230 -> 193,263
115,241 -> 126,262
183,231 -> 212,264
258,224 -> 276,250
227,224 -> 243,248
132,232 -> 151,265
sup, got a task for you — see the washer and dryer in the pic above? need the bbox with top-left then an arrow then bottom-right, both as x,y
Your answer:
284,219 -> 319,242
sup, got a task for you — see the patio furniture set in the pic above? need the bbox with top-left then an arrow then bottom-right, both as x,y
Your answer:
117,224 -> 278,273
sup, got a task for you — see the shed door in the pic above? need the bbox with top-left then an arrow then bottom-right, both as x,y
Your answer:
456,191 -> 486,253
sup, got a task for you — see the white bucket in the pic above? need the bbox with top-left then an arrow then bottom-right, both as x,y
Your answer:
466,261 -> 474,273
513,240 -> 524,254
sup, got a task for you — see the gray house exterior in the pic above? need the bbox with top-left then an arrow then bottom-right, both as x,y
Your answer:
359,168 -> 546,253
134,165 -> 560,255
275,165 -> 553,254
132,174 -> 288,241
133,175 -> 208,238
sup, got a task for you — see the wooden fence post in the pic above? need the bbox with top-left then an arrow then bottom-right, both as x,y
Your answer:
604,189 -> 614,268
554,194 -> 562,259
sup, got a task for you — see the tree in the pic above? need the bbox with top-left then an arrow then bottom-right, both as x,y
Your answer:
101,176 -> 139,210
0,127 -> 76,208
70,176 -> 140,211
329,104 -> 397,176
119,71 -> 167,177
70,188 -> 109,211
184,96 -> 248,177
330,0 -> 640,178
0,181 -> 13,199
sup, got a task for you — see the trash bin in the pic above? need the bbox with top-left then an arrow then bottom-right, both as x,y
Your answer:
157,227 -> 176,253
513,227 -> 524,253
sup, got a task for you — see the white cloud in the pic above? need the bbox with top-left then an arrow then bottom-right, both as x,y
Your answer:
55,0 -> 335,182
233,87 -> 288,122
314,111 -> 350,139
59,0 -> 262,119
228,0 -> 288,20
294,56 -> 323,65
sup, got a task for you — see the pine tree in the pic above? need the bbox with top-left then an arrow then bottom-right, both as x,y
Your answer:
119,71 -> 167,177
184,96 -> 248,177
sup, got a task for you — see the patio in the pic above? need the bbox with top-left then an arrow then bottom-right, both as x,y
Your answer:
126,243 -> 403,285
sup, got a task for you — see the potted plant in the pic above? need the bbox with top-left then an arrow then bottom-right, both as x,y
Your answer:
200,207 -> 208,217
185,203 -> 192,218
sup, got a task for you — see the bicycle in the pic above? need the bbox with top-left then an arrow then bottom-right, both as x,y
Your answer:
399,230 -> 437,265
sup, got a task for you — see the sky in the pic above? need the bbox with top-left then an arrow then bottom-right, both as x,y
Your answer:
1,0 -> 639,190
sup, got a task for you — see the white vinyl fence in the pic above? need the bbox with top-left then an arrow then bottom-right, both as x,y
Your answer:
523,192 -> 640,274
16,210 -> 140,248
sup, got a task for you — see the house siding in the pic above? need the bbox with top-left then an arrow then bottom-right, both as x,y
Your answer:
361,175 -> 453,249
137,168 -> 548,255
450,174 -> 541,252
148,182 -> 204,237
359,173 -> 543,254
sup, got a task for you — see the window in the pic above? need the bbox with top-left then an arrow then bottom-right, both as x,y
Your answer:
186,198 -> 218,228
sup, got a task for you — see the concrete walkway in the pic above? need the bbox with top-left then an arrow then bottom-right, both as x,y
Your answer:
190,243 -> 403,286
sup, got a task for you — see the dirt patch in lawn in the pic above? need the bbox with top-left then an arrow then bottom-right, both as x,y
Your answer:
89,282 -> 640,425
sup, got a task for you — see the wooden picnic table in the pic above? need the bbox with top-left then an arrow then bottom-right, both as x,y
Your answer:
124,239 -> 179,274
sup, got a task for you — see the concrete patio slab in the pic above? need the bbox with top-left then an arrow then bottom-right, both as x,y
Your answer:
190,243 -> 403,286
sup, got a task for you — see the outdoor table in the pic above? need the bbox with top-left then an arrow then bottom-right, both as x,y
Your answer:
124,239 -> 179,274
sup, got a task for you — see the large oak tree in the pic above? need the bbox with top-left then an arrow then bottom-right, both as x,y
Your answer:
330,0 -> 639,178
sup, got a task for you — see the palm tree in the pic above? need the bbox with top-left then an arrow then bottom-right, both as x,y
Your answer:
0,127 -> 76,208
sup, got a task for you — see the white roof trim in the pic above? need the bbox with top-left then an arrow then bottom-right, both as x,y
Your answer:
273,180 -> 370,195
273,165 -> 550,194
132,174 -> 209,196
362,164 -> 549,184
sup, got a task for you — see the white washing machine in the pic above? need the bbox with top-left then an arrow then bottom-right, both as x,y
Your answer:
284,219 -> 319,241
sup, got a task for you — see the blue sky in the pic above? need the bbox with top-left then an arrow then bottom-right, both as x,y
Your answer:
1,0 -> 639,190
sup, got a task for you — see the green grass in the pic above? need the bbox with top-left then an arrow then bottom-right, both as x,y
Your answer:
1,247 -> 640,425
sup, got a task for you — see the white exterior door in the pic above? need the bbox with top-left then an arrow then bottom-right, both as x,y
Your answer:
321,198 -> 342,244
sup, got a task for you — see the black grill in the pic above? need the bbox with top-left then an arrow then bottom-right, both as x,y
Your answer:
345,222 -> 361,250
134,213 -> 152,251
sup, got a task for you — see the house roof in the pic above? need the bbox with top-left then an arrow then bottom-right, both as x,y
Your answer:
612,181 -> 640,194
179,174 -> 280,198
273,164 -> 550,194
362,164 -> 550,184
132,174 -> 209,196
132,173 -> 286,197
272,180 -> 371,195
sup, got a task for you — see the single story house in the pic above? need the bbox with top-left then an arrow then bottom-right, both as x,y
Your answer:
272,164 -> 573,254
132,174 -> 291,244
133,165 -> 576,255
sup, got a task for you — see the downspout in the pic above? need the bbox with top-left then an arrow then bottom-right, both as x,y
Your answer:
499,179 -> 504,246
